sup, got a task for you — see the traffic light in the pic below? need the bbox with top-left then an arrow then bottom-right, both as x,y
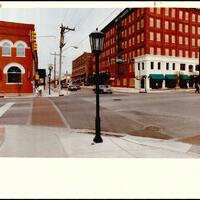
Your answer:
31,31 -> 37,42
33,42 -> 37,51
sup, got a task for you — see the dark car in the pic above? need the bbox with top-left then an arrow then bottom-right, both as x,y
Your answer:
93,85 -> 112,94
68,85 -> 78,91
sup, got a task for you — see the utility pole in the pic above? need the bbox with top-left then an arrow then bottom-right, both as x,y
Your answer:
58,24 -> 75,96
50,52 -> 60,88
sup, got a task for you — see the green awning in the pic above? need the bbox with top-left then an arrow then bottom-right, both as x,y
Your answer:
179,75 -> 190,80
149,74 -> 165,80
165,74 -> 178,80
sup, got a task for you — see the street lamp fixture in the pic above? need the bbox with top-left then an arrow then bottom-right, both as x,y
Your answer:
48,64 -> 53,95
89,28 -> 105,143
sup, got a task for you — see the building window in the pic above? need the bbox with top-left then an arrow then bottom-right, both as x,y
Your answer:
173,63 -> 176,70
165,8 -> 169,16
150,17 -> 154,27
179,11 -> 183,19
172,9 -> 176,18
141,33 -> 144,42
192,38 -> 195,46
165,21 -> 169,29
185,12 -> 189,21
179,24 -> 183,32
158,62 -> 161,70
16,43 -> 25,57
142,62 -> 144,70
192,13 -> 196,22
165,34 -> 169,43
198,39 -> 200,46
185,51 -> 189,57
196,65 -> 199,71
157,33 -> 161,41
150,32 -> 154,41
156,8 -> 161,14
156,19 -> 161,28
150,8 -> 154,13
137,21 -> 140,30
150,47 -> 154,54
157,48 -> 161,55
185,25 -> 188,33
179,36 -> 183,44
172,49 -> 176,56
141,19 -> 144,28
179,50 -> 183,57
180,64 -> 185,71
192,52 -> 196,58
165,48 -> 169,55
171,22 -> 175,31
2,42 -> 11,56
185,37 -> 188,45
138,63 -> 140,70
7,66 -> 22,83
172,35 -> 175,43
151,62 -> 154,69
189,65 -> 193,72
192,26 -> 196,35
166,63 -> 169,70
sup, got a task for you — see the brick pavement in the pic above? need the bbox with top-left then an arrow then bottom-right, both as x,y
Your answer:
31,97 -> 66,127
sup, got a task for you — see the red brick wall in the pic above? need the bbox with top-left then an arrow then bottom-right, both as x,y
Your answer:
0,21 -> 35,93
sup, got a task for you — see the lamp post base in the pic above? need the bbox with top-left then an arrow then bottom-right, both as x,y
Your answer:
93,135 -> 103,143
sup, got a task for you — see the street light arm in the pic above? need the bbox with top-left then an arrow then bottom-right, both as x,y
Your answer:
62,45 -> 78,53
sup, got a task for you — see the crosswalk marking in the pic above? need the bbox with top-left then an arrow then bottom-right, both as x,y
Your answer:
0,102 -> 15,117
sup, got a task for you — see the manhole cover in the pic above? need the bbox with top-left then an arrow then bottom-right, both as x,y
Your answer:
113,99 -> 121,101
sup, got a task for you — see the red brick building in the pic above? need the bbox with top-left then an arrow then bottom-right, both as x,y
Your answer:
0,21 -> 38,94
97,8 -> 200,89
72,52 -> 93,85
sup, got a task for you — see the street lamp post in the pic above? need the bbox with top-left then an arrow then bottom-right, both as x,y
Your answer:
48,65 -> 53,95
89,28 -> 105,143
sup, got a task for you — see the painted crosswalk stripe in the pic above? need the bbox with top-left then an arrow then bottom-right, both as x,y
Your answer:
0,102 -> 15,117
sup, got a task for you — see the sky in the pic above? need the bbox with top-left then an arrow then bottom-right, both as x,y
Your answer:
0,1 -> 198,76
0,4 -> 124,76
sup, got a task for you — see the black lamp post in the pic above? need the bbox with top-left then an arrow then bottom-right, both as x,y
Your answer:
89,28 -> 105,143
48,65 -> 53,95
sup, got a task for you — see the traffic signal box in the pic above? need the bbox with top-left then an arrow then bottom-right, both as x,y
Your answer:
30,31 -> 37,51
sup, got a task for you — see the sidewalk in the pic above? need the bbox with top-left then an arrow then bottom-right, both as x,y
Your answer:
0,125 -> 199,158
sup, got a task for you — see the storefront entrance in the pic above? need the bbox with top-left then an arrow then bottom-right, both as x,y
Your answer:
149,74 -> 165,89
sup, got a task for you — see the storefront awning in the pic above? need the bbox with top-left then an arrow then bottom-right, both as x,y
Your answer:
149,74 -> 165,80
179,75 -> 190,80
165,74 -> 177,80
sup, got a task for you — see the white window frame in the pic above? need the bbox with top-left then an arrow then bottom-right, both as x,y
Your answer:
2,42 -> 12,56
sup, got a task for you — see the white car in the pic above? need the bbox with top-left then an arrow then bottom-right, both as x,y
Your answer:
93,85 -> 113,94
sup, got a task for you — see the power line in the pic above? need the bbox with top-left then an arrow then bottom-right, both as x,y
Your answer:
74,8 -> 123,48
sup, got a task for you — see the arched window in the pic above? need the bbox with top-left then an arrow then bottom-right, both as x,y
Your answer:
16,43 -> 25,57
7,66 -> 22,83
2,42 -> 11,56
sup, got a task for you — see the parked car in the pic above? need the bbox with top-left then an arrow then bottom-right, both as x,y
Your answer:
74,84 -> 81,90
61,83 -> 69,88
68,85 -> 78,91
93,85 -> 113,94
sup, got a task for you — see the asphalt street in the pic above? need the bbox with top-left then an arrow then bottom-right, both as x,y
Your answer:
0,88 -> 200,141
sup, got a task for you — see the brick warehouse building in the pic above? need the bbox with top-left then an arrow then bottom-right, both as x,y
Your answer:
0,21 -> 38,94
72,52 -> 93,85
94,8 -> 200,89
